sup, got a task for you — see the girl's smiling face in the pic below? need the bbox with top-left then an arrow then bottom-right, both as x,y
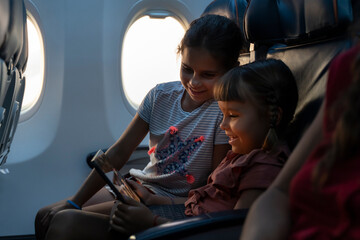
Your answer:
180,47 -> 226,111
218,100 -> 269,154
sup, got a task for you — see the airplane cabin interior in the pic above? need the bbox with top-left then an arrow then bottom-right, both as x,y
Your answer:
0,0 -> 358,239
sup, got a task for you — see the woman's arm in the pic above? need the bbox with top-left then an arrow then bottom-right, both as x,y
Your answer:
240,187 -> 290,240
240,102 -> 325,240
234,189 -> 264,209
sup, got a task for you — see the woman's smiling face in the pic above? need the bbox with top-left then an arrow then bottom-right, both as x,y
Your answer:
218,100 -> 269,154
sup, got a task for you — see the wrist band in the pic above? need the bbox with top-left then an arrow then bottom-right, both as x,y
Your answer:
153,215 -> 160,226
67,200 -> 81,210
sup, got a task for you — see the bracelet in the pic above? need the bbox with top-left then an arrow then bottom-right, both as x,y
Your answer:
153,215 -> 160,226
67,200 -> 82,210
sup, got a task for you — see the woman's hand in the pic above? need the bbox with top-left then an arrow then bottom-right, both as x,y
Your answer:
110,197 -> 154,235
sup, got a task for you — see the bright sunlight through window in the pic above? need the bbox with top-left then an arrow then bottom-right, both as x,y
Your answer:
22,15 -> 45,112
122,15 -> 185,108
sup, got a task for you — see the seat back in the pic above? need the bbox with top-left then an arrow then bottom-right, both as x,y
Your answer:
0,0 -> 28,166
202,0 -> 250,54
244,0 -> 356,149
201,0 -> 251,65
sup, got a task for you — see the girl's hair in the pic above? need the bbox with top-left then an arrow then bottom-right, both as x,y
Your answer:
177,14 -> 242,70
312,0 -> 360,189
214,59 -> 298,150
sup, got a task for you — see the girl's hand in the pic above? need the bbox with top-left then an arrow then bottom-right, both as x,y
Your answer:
110,196 -> 154,235
127,179 -> 176,205
126,179 -> 155,205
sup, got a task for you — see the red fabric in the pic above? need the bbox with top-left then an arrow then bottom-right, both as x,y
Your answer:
289,45 -> 360,240
184,144 -> 289,216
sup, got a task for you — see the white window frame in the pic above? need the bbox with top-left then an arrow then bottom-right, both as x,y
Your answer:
20,5 -> 45,122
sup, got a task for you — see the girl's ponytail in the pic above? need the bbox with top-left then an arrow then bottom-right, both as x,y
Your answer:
262,92 -> 280,151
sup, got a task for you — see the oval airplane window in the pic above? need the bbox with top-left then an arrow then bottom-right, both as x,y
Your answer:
122,15 -> 185,109
21,14 -> 45,116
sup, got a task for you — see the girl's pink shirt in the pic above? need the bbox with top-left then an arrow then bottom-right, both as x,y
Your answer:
185,144 -> 289,216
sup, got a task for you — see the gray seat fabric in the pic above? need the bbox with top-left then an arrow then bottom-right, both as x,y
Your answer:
0,0 -> 28,166
244,0 -> 353,44
201,0 -> 250,54
245,0 -> 354,149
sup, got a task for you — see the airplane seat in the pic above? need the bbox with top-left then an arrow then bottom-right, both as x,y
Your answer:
0,0 -> 27,167
201,0 -> 250,65
245,0 -> 355,149
201,0 -> 250,54
131,0 -> 357,239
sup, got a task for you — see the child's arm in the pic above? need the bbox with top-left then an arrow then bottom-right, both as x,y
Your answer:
71,113 -> 149,206
110,197 -> 172,235
240,102 -> 324,240
105,113 -> 149,170
39,114 -> 149,231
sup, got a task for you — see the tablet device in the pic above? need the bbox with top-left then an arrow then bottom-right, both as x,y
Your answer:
89,149 -> 140,203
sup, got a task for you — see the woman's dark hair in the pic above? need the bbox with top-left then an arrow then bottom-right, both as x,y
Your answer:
177,14 -> 242,70
214,59 -> 298,150
312,0 -> 360,188
312,51 -> 360,188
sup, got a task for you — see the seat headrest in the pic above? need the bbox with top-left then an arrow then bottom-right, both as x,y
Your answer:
16,8 -> 28,74
202,0 -> 250,53
0,0 -> 26,68
245,0 -> 354,44
0,0 -> 27,166
0,1 -> 10,48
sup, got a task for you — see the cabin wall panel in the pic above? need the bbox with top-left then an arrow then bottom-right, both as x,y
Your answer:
0,0 -> 213,236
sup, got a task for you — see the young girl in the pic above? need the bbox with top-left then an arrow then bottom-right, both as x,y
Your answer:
43,59 -> 298,239
35,14 -> 243,240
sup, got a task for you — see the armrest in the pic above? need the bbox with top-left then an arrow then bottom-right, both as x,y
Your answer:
130,209 -> 248,240
86,148 -> 109,167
